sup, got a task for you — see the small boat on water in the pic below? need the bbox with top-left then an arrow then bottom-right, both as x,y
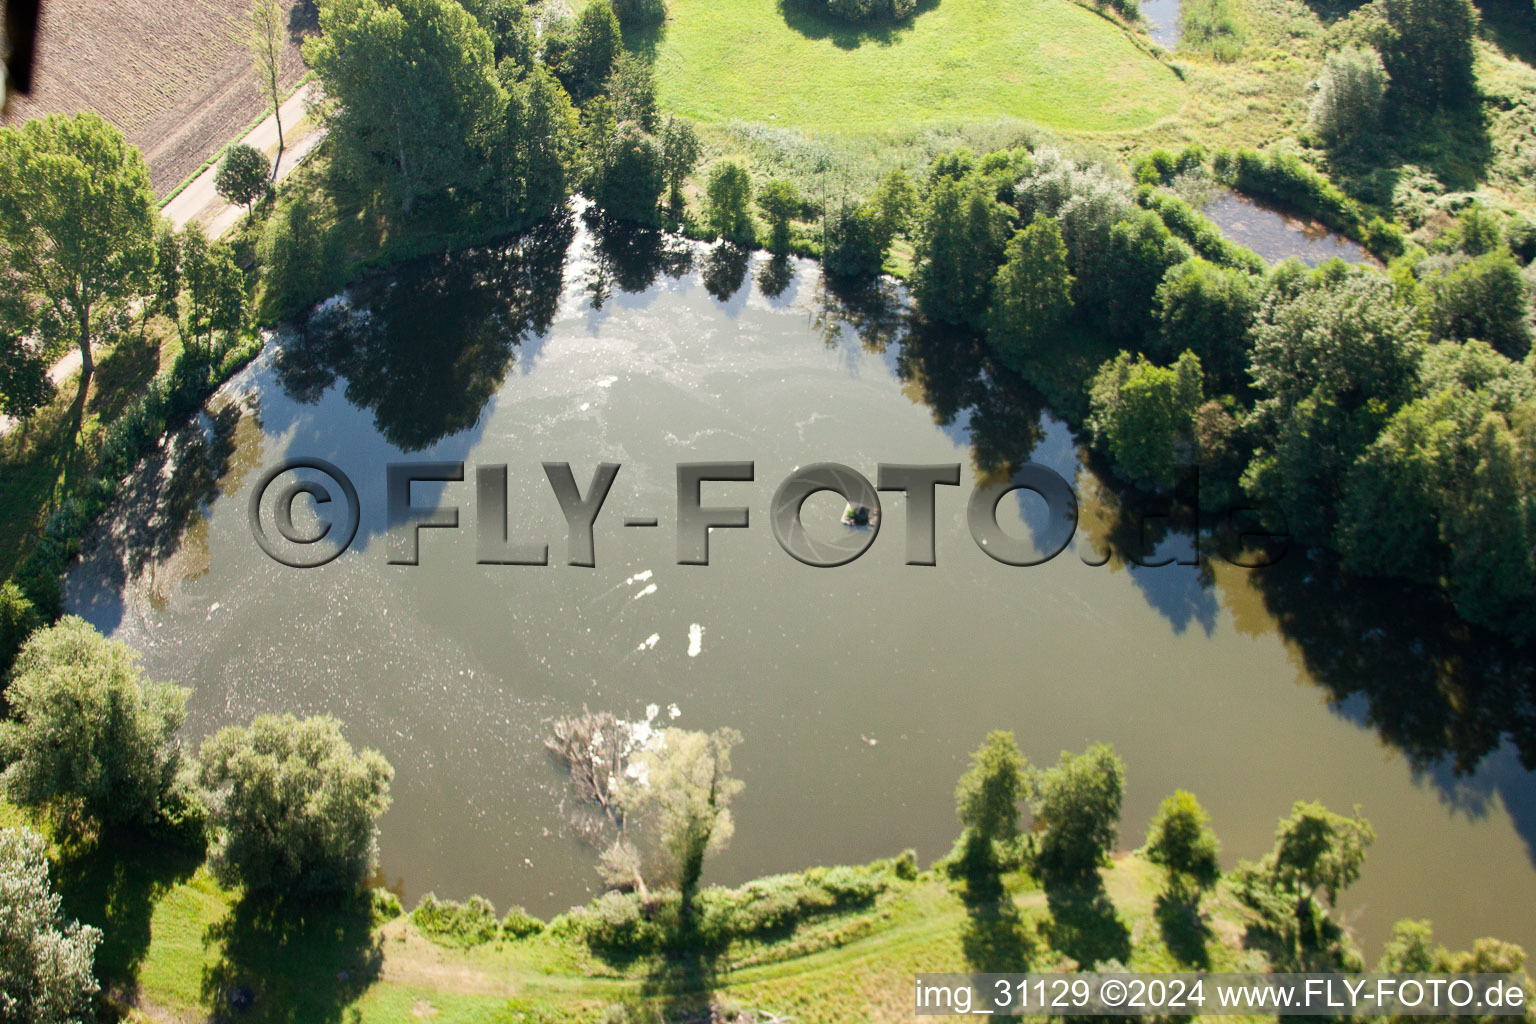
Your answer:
841,502 -> 879,527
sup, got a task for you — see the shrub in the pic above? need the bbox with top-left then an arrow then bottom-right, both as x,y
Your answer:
372,888 -> 404,923
197,714 -> 393,899
412,893 -> 501,947
1180,0 -> 1244,60
893,848 -> 919,881
502,905 -> 545,939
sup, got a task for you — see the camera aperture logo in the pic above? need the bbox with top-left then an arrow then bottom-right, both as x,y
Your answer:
247,458 -> 1287,570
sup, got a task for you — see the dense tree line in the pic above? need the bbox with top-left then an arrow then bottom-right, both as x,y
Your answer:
858,143 -> 1536,641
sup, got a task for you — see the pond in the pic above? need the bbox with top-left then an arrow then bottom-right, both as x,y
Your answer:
65,210 -> 1535,957
1202,189 -> 1376,266
1140,0 -> 1180,49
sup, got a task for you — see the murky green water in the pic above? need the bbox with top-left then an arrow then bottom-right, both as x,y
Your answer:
66,211 -> 1535,957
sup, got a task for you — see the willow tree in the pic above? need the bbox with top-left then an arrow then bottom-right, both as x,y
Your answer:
0,112 -> 157,383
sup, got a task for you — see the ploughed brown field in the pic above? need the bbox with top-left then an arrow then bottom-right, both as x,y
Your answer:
3,0 -> 312,195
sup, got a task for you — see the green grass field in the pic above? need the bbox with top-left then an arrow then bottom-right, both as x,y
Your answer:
647,0 -> 1186,135
112,852 -> 1270,1024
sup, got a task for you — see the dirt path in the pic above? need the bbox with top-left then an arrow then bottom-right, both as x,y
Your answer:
0,85 -> 327,438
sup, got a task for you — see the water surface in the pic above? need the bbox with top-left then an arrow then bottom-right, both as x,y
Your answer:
1203,189 -> 1375,266
66,212 -> 1535,957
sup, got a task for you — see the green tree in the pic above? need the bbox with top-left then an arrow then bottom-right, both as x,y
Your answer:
757,179 -> 801,254
1308,48 -> 1387,151
1243,268 -> 1423,542
912,176 -> 1011,327
605,52 -> 659,132
705,160 -> 754,244
1381,0 -> 1479,109
1155,258 -> 1259,390
1100,210 -> 1191,343
1145,790 -> 1221,895
168,225 -> 248,355
822,199 -> 888,279
625,727 -> 743,924
1424,251 -> 1532,359
214,143 -> 270,215
954,730 -> 1028,869
197,713 -> 393,899
592,122 -> 666,225
0,827 -> 101,1024
1088,350 -> 1204,488
306,0 -> 504,213
1268,801 -> 1374,921
987,214 -> 1074,369
559,0 -> 622,101
0,112 -> 157,382
869,168 -> 917,243
245,0 -> 288,166
659,115 -> 702,213
0,617 -> 189,830
1454,203 -> 1504,257
1031,743 -> 1125,885
257,189 -> 346,316
0,581 -> 42,676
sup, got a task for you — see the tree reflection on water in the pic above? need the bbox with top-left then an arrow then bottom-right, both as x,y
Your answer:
274,213 -> 574,452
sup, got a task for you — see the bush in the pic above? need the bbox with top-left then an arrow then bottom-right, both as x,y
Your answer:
197,714 -> 393,900
1135,189 -> 1264,273
502,905 -> 546,939
1180,0 -> 1244,60
893,848 -> 919,881
412,892 -> 501,947
372,888 -> 404,923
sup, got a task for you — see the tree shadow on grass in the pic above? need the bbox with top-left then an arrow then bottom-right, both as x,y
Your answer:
52,830 -> 203,998
1475,0 -> 1536,66
639,928 -> 723,1023
776,0 -> 941,50
1042,879 -> 1131,969
958,869 -> 1036,974
200,892 -> 383,1024
1154,889 -> 1212,969
86,328 -> 163,422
